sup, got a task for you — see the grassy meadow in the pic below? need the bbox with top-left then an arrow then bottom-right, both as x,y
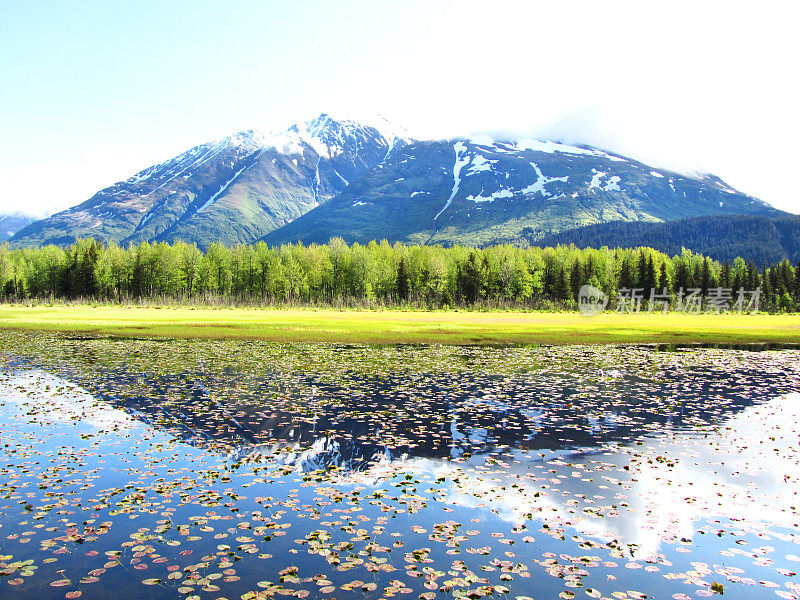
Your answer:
1,305 -> 800,345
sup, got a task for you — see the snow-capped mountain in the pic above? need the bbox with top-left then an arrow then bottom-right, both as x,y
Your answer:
263,136 -> 782,247
12,114 -> 410,247
11,115 -> 784,248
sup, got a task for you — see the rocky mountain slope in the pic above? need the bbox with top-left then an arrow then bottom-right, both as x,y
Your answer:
11,115 -> 409,247
263,137 -> 783,247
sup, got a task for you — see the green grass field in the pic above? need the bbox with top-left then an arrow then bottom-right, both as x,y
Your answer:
2,305 -> 800,345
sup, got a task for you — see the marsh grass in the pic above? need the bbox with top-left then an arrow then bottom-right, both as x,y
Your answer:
2,305 -> 800,345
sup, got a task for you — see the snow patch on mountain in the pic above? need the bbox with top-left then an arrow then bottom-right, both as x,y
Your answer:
333,169 -> 349,186
463,159 -> 570,204
604,175 -> 622,191
589,169 -> 606,189
468,189 -> 514,203
435,141 -> 470,221
520,163 -> 568,196
198,163 -> 250,213
469,134 -> 496,147
466,154 -> 496,175
589,169 -> 622,192
137,210 -> 154,230
312,158 -> 321,207
517,139 -> 628,162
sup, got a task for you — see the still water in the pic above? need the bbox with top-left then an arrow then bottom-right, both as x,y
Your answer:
1,332 -> 799,600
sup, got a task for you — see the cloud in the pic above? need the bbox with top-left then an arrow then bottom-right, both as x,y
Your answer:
529,107 -> 624,152
2,1 -> 797,216
470,106 -> 625,156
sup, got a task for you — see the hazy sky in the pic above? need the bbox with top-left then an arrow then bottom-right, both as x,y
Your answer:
1,0 -> 797,216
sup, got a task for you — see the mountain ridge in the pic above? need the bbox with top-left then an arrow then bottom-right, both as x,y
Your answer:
10,114 -> 786,251
262,135 -> 781,247
11,114 -> 410,248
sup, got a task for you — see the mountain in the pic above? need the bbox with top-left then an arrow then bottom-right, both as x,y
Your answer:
11,114 -> 410,248
263,137 -> 784,247
11,115 -> 786,251
0,213 -> 36,242
535,214 -> 800,266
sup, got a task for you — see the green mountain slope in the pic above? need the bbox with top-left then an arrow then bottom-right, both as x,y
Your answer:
263,138 -> 783,247
536,214 -> 800,265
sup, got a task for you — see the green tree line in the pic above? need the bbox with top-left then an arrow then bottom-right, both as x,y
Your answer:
1,238 -> 799,311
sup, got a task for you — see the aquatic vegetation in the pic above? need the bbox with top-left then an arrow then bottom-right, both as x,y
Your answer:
0,332 -> 799,599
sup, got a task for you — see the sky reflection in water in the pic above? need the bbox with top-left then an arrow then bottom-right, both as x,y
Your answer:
1,333 -> 799,600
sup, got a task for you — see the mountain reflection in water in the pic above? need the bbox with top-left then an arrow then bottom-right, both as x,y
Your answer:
2,334 -> 800,600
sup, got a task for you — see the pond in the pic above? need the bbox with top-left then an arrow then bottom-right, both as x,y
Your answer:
1,332 -> 799,600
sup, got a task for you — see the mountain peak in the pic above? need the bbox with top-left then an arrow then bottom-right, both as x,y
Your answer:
303,113 -> 411,147
210,114 -> 410,161
304,112 -> 336,133
224,128 -> 274,151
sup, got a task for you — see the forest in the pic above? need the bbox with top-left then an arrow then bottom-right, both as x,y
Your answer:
534,214 -> 800,266
1,237 -> 799,312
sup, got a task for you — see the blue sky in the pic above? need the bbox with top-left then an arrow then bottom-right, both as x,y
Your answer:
1,0 -> 797,216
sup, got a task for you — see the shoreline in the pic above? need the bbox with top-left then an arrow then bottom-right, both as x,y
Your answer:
2,305 -> 800,345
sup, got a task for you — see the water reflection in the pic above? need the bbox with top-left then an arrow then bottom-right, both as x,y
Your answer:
83,359 -> 800,473
395,392 -> 800,558
2,335 -> 800,600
